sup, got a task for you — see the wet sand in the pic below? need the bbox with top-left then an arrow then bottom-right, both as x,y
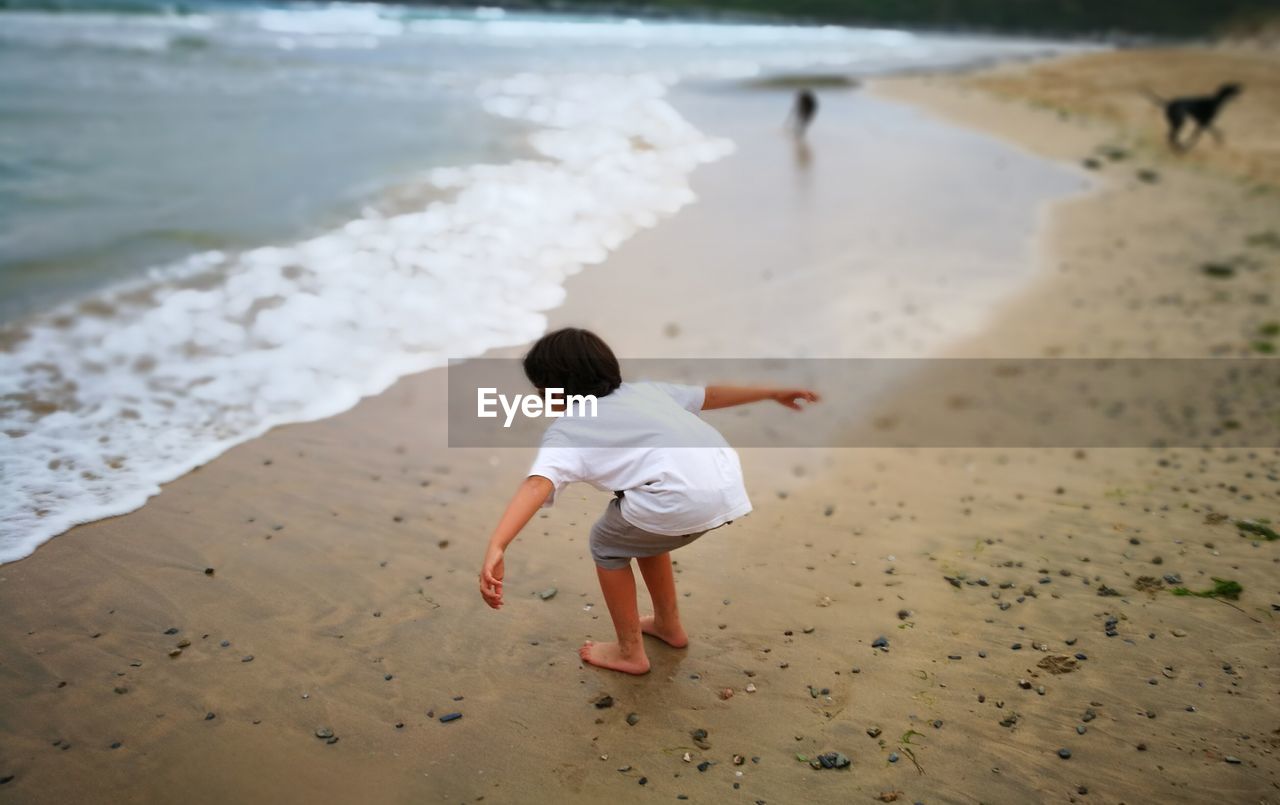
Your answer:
2,47 -> 1279,803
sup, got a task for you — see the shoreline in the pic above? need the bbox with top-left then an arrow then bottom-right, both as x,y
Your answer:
2,46 -> 1278,803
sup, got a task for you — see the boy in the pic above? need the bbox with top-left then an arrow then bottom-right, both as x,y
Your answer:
478,328 -> 818,674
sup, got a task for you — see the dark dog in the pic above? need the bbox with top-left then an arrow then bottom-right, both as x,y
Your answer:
1143,83 -> 1242,151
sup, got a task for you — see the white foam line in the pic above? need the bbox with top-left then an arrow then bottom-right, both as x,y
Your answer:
0,71 -> 733,564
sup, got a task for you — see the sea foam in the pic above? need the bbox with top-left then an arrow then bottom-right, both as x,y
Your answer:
0,71 -> 732,563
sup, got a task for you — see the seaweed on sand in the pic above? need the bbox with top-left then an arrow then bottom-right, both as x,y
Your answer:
1172,578 -> 1242,599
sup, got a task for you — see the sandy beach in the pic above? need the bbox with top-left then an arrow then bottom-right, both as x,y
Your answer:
2,44 -> 1279,805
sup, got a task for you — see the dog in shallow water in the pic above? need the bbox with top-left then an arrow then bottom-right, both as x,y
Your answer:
1143,83 -> 1243,152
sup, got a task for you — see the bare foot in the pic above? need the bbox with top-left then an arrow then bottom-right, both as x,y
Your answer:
578,641 -> 650,675
640,615 -> 689,648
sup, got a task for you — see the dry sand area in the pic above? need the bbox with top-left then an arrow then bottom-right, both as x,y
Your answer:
1,46 -> 1279,804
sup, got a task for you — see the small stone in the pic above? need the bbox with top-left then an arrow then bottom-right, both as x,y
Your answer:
315,727 -> 334,739
626,713 -> 639,726
167,649 -> 182,658
592,694 -> 613,709
1225,756 -> 1242,764
1058,748 -> 1072,759
163,627 -> 179,635
745,683 -> 757,693
691,728 -> 710,750
204,712 -> 216,721
814,751 -> 850,769
439,712 -> 462,723
887,752 -> 899,763
241,655 -> 254,663
203,567 -> 215,576
871,636 -> 889,649
539,587 -> 558,601
867,727 -> 882,738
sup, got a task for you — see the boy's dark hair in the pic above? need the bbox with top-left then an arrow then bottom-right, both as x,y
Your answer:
523,328 -> 621,398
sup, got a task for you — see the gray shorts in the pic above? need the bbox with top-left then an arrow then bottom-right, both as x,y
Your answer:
589,497 -> 711,570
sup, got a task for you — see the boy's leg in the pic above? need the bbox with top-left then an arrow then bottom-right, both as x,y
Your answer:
579,563 -> 650,675
636,552 -> 689,648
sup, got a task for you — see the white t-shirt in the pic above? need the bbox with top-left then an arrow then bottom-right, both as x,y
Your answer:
529,382 -> 752,536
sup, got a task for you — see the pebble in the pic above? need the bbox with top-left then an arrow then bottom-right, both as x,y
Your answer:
691,728 -> 710,750
1058,748 -> 1072,759
887,752 -> 899,763
241,655 -> 254,663
203,567 -> 215,576
163,627 -> 179,635
813,752 -> 850,770
439,713 -> 462,723
626,713 -> 640,726
204,712 -> 216,721
593,695 -> 614,709
539,587 -> 558,601
1225,756 -> 1242,764
871,636 -> 889,649
315,727 -> 334,739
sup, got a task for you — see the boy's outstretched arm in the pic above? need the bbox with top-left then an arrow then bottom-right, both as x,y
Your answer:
479,475 -> 554,610
702,385 -> 820,411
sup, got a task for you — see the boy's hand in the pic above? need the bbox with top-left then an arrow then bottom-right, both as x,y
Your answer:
773,388 -> 820,410
479,545 -> 506,609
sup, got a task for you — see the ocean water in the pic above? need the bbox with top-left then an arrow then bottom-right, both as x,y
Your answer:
0,1 -> 1085,563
